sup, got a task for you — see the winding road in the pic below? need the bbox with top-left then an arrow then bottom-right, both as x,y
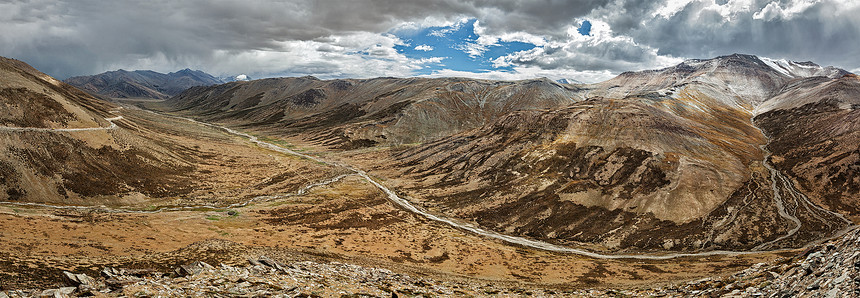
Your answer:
0,116 -> 123,132
1,108 -> 855,260
193,113 -> 855,260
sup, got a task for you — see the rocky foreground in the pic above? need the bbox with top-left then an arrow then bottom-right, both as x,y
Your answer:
3,227 -> 858,297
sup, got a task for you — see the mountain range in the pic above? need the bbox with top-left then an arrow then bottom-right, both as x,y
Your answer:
1,53 -> 858,292
164,54 -> 858,253
64,68 -> 223,100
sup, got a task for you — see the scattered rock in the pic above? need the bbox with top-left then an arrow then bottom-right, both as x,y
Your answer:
257,255 -> 287,271
62,271 -> 95,287
7,227 -> 860,297
247,257 -> 263,266
57,287 -> 75,296
174,261 -> 213,277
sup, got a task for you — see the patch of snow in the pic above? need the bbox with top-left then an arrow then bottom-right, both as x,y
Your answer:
758,56 -> 844,78
759,57 -> 794,77
556,78 -> 582,84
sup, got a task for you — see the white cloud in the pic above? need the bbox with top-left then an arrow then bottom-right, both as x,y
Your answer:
653,0 -> 695,19
422,66 -> 616,83
413,57 -> 446,64
5,0 -> 857,83
414,44 -> 433,51
428,18 -> 469,37
472,19 -> 547,47
489,19 -> 683,75
753,0 -> 820,21
456,42 -> 490,58
192,32 -> 425,79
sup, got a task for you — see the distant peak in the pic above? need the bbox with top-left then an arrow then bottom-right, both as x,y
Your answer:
172,68 -> 199,75
725,53 -> 759,60
556,78 -> 583,85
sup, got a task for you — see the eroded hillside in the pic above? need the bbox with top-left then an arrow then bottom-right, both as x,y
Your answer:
351,54 -> 856,252
165,76 -> 583,148
0,57 -> 337,207
2,54 -> 857,294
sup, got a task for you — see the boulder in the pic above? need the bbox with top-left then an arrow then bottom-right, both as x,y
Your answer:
175,261 -> 213,277
62,271 -> 96,287
257,256 -> 287,271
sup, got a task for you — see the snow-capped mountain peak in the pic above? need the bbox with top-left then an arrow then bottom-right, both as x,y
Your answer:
758,56 -> 846,79
556,78 -> 583,85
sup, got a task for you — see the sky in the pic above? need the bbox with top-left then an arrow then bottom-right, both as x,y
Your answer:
1,0 -> 858,83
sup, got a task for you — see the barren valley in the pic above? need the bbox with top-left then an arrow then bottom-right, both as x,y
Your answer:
1,54 -> 858,297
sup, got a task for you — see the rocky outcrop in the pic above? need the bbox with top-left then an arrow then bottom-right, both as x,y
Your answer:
0,257 -> 586,297
642,227 -> 860,297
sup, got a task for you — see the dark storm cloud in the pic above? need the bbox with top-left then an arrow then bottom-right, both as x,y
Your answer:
606,0 -> 860,70
0,0 -> 617,78
0,0 -> 438,78
465,0 -> 608,38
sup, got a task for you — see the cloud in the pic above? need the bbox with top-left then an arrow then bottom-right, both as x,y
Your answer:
0,0 -> 477,78
0,0 -> 857,81
490,19 -> 683,75
603,0 -> 860,71
424,66 -> 616,83
456,42 -> 490,58
753,0 -> 820,21
414,45 -> 434,51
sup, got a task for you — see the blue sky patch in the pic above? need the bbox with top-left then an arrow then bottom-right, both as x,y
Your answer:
393,19 -> 537,75
577,20 -> 592,36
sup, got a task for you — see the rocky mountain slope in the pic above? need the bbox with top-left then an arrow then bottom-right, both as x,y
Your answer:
64,69 -> 223,100
163,54 -> 856,253
1,54 -> 858,296
0,57 -> 183,204
755,74 -> 860,221
0,57 -> 332,207
369,54 -> 856,253
166,76 -> 582,148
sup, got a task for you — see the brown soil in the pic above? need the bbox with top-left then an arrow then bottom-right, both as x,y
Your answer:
0,107 -> 789,291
